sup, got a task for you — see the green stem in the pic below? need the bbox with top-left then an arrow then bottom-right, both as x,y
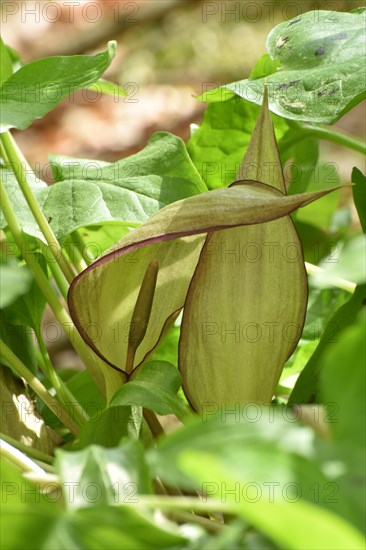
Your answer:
1,177 -> 106,394
0,341 -> 79,436
166,509 -> 224,533
281,123 -> 366,156
71,229 -> 95,265
69,231 -> 89,271
0,438 -> 46,474
36,330 -> 88,426
0,432 -> 54,466
138,495 -> 234,515
45,254 -> 69,300
305,261 -> 356,294
143,409 -> 165,440
0,131 -> 75,283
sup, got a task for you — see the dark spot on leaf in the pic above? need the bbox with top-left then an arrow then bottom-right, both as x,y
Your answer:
277,80 -> 300,90
315,47 -> 325,56
318,87 -> 337,97
288,18 -> 301,26
47,217 -> 53,223
331,32 -> 348,40
362,298 -> 366,305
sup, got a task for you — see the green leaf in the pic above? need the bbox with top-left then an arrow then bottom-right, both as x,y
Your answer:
0,38 -> 14,86
66,369 -> 106,412
248,53 -> 281,80
0,41 -> 116,132
0,133 -> 207,243
293,161 -> 341,230
74,405 -> 142,449
150,407 -> 318,491
202,10 -> 366,123
289,284 -> 366,404
288,138 -> 319,195
83,78 -> 127,97
0,258 -> 32,308
310,234 -> 366,288
110,361 -> 190,421
2,253 -> 47,332
1,459 -> 186,550
0,310 -> 37,373
56,440 -> 152,510
180,450 -> 366,550
62,505 -> 187,550
320,316 -> 365,533
352,167 -> 366,232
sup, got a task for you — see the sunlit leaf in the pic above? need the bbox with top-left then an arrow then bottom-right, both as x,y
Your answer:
201,10 -> 366,123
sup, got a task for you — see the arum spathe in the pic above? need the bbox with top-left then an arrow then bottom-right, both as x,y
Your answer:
68,95 -> 341,410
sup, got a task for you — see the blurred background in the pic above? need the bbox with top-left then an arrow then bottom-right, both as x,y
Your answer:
2,0 -> 365,175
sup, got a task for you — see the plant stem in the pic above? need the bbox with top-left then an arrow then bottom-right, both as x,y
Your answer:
143,409 -> 165,440
166,509 -> 224,533
300,124 -> 366,156
280,123 -> 366,156
36,330 -> 89,426
0,340 -> 80,436
71,229 -> 95,265
139,495 -> 234,515
0,131 -> 75,283
0,438 -> 46,474
305,261 -> 356,294
1,176 -> 106,394
45,256 -> 69,300
69,230 -> 89,271
0,432 -> 54,465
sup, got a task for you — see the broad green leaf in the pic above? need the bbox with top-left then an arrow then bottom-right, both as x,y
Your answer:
0,458 -> 60,550
294,161 -> 340,230
180,450 -> 366,550
0,41 -> 116,132
2,253 -> 47,332
0,133 -> 207,243
180,94 -> 307,410
0,258 -> 32,308
0,38 -> 14,86
310,234 -> 366,287
0,459 -> 186,550
288,138 -> 319,195
301,287 -> 349,342
110,361 -> 190,421
57,505 -> 187,550
294,221 -> 339,264
56,440 -> 152,510
83,78 -> 127,97
0,310 -> 37,373
248,53 -> 281,80
73,404 -> 142,450
352,167 -> 366,232
289,284 -> 366,404
66,370 -> 106,412
150,408 -> 318,491
68,181 -> 339,373
202,10 -> 366,123
319,317 -> 365,533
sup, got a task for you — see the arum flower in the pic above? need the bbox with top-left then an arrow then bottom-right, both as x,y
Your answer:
69,96 -> 340,411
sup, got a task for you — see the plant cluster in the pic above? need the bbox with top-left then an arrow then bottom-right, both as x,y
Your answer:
0,8 -> 365,550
